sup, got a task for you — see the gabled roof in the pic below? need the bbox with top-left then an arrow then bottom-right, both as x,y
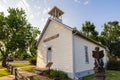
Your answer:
36,17 -> 73,47
37,17 -> 106,49
72,30 -> 106,48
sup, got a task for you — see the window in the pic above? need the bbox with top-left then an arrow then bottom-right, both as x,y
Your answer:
84,46 -> 89,64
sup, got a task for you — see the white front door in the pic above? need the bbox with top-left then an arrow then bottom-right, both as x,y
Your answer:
47,47 -> 52,63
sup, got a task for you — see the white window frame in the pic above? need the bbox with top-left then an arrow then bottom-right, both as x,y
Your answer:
46,46 -> 52,64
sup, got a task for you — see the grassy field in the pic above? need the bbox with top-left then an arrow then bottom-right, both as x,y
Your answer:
0,69 -> 10,77
0,62 -> 10,77
12,63 -> 36,71
83,70 -> 120,80
0,62 -> 4,69
12,64 -> 32,67
0,64 -> 2,69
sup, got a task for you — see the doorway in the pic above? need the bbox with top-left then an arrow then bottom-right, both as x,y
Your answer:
47,47 -> 52,63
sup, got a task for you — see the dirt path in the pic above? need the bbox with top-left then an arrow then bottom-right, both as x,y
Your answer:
0,75 -> 15,80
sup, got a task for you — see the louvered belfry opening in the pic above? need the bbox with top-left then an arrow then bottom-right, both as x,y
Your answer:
48,6 -> 64,22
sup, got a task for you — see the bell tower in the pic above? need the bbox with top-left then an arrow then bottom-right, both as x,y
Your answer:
48,6 -> 64,22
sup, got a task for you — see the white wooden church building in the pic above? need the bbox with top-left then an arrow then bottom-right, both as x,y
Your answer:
36,6 -> 107,79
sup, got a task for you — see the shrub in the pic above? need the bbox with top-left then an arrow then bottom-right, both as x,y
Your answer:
50,69 -> 69,80
29,57 -> 36,65
107,60 -> 120,70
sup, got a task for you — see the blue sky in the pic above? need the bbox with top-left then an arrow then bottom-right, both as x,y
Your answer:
0,0 -> 120,33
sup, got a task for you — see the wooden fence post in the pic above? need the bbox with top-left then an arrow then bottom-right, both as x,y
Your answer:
14,68 -> 18,80
29,76 -> 33,80
6,64 -> 10,72
9,65 -> 12,73
11,66 -> 14,74
8,65 -> 10,72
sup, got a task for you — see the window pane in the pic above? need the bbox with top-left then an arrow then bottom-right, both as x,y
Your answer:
84,46 -> 89,64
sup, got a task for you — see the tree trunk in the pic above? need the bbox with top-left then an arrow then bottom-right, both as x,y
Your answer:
2,57 -> 7,67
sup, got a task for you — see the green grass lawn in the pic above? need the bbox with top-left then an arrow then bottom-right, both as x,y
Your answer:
0,62 -> 3,69
0,65 -> 2,69
20,66 -> 35,71
0,69 -> 10,77
0,63 -> 10,77
12,64 -> 32,67
12,63 -> 36,71
83,70 -> 120,80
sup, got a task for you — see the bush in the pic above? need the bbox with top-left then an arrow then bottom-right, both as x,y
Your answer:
107,60 -> 120,70
29,57 -> 36,65
50,69 -> 70,80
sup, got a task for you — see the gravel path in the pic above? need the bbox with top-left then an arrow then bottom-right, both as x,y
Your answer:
0,75 -> 15,80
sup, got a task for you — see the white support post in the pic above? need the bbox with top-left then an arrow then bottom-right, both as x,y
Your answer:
55,9 -> 56,18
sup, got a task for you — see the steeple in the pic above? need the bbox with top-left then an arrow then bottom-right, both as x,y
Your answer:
48,6 -> 64,22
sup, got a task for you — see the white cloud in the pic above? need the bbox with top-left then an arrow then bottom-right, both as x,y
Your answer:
34,5 -> 41,10
42,7 -> 50,15
41,18 -> 46,22
74,0 -> 90,5
29,14 -> 34,19
42,8 -> 47,14
16,0 -> 30,14
35,11 -> 42,16
47,7 -> 50,12
3,0 -> 8,4
74,0 -> 81,3
84,1 -> 89,5
0,5 -> 8,15
0,5 -> 5,11
22,0 -> 30,10
16,0 -> 36,24
39,17 -> 48,30
0,0 -> 50,31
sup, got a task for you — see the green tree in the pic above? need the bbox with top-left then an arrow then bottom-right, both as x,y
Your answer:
0,8 -> 40,67
81,21 -> 98,41
100,21 -> 120,58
